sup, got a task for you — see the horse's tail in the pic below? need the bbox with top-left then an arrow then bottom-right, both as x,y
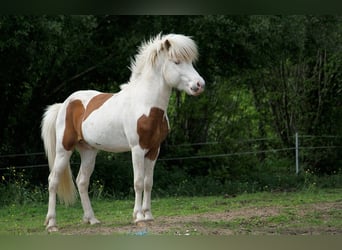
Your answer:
41,104 -> 77,206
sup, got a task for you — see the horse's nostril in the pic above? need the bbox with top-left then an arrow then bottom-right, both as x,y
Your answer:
197,81 -> 205,89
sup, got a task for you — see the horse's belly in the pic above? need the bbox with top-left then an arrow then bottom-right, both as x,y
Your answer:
82,121 -> 131,153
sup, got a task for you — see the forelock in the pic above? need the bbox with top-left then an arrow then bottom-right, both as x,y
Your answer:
163,34 -> 198,62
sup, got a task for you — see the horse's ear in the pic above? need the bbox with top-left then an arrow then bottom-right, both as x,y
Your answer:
163,39 -> 171,51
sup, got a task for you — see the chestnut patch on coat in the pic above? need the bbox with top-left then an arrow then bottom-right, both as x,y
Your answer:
83,93 -> 113,121
137,107 -> 169,160
63,100 -> 85,151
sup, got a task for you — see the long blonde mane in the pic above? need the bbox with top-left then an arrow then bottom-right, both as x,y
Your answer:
128,33 -> 198,83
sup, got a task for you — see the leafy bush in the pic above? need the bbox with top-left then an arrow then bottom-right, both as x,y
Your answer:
0,167 -> 47,206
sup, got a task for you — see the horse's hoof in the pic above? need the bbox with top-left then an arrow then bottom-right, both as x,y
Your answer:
135,219 -> 153,227
47,226 -> 58,233
144,213 -> 154,222
83,216 -> 101,225
89,218 -> 101,225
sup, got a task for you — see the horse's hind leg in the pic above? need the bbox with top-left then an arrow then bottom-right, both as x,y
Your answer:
76,148 -> 100,225
45,150 -> 72,232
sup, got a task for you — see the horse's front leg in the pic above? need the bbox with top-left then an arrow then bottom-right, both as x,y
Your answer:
142,157 -> 157,221
131,146 -> 145,223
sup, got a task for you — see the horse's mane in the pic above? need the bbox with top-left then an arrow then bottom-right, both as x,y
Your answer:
128,33 -> 198,84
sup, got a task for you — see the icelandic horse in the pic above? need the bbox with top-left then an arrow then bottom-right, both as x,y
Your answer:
41,33 -> 205,232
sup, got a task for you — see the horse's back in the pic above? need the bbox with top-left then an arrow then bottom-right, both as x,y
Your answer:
65,90 -> 103,106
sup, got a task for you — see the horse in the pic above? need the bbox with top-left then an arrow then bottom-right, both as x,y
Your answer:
41,33 -> 205,232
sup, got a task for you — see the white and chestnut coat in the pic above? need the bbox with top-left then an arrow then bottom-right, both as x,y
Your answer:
41,33 -> 205,232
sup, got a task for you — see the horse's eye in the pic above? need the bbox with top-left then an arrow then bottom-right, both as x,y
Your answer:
174,60 -> 180,65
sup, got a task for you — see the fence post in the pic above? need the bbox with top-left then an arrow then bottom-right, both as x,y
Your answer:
295,132 -> 299,175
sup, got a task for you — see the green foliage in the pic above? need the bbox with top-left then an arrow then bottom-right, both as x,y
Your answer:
0,167 -> 46,206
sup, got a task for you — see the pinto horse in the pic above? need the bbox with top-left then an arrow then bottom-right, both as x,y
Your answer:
41,33 -> 205,232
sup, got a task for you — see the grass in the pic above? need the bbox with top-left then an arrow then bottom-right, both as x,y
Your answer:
0,188 -> 341,235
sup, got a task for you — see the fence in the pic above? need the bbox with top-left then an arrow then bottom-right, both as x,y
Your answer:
0,134 -> 340,174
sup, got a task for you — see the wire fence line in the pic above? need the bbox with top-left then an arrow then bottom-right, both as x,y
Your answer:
0,134 -> 340,158
0,152 -> 45,158
0,135 -> 340,171
159,147 -> 297,162
0,164 -> 49,170
0,145 -> 340,171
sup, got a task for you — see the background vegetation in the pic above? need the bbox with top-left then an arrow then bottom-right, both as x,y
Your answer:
0,15 -> 341,204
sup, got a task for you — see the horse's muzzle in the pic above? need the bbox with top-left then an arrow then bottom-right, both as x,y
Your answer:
191,80 -> 205,96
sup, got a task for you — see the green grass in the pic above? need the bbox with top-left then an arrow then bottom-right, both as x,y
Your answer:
0,188 -> 341,235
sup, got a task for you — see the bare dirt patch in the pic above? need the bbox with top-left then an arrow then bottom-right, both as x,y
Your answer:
59,201 -> 342,235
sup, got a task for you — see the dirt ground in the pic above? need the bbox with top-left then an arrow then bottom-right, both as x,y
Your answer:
59,201 -> 342,235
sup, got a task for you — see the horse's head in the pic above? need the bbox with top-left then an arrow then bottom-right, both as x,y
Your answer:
160,34 -> 205,96
129,34 -> 205,96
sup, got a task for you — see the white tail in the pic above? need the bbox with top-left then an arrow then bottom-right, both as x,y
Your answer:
41,104 -> 77,206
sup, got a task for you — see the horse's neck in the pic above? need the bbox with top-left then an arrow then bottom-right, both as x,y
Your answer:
131,74 -> 172,111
